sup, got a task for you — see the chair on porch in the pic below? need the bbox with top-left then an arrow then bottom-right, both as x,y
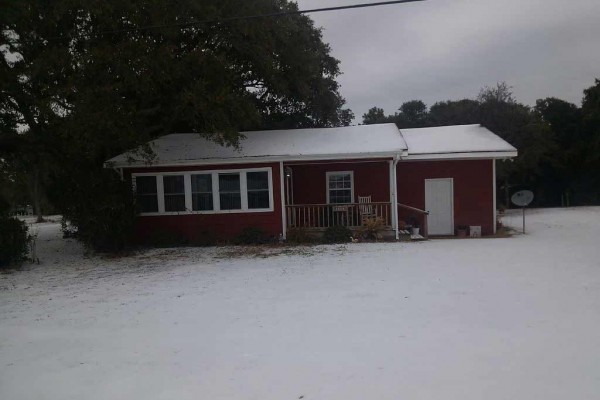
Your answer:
358,195 -> 375,224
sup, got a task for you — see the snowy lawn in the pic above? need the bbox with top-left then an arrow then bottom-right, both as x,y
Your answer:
1,208 -> 600,400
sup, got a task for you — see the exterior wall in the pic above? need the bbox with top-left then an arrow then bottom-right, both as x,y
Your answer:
396,159 -> 494,235
124,162 -> 283,241
286,160 -> 391,205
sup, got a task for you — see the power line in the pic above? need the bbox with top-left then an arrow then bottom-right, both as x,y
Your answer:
47,0 -> 425,41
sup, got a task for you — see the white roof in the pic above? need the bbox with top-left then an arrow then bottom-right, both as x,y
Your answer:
106,123 -> 516,168
401,124 -> 517,160
106,124 -> 408,167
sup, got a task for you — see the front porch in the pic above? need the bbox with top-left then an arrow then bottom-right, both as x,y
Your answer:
281,160 -> 429,239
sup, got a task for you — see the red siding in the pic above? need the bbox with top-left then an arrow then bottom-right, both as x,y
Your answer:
287,160 -> 391,205
396,159 -> 494,235
124,162 -> 283,241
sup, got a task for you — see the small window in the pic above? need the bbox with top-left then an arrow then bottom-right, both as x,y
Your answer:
247,171 -> 270,209
135,176 -> 158,213
219,173 -> 241,210
327,172 -> 353,204
191,174 -> 213,211
163,175 -> 186,212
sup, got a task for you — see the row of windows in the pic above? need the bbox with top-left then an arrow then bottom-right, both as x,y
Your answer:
134,169 -> 272,214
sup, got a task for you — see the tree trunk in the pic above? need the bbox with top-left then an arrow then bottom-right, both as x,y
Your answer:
30,168 -> 43,223
504,178 -> 510,208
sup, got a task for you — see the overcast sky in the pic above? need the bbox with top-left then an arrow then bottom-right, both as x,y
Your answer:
296,0 -> 600,121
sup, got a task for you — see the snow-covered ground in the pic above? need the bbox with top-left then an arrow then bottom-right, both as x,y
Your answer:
1,208 -> 600,400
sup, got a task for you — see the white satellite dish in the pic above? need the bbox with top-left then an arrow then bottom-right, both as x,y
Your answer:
511,190 -> 534,207
510,190 -> 534,233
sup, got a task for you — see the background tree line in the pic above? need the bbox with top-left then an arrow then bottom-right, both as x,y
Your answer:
1,0 -> 353,251
363,81 -> 600,208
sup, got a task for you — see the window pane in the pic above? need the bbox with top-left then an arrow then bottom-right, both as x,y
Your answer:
163,175 -> 184,194
135,176 -> 157,194
163,175 -> 185,212
247,171 -> 269,190
248,191 -> 269,209
191,174 -> 213,211
328,173 -> 352,204
137,195 -> 158,213
219,173 -> 241,210
165,194 -> 186,212
192,193 -> 213,211
329,189 -> 352,204
219,173 -> 240,192
135,176 -> 158,213
220,193 -> 241,210
191,174 -> 212,193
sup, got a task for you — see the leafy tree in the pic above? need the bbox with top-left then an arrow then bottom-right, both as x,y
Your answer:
395,100 -> 429,128
1,0 -> 353,250
579,79 -> 600,203
429,99 -> 480,126
362,107 -> 388,124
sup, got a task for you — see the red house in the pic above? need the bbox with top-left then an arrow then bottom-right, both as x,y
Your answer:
105,124 -> 517,241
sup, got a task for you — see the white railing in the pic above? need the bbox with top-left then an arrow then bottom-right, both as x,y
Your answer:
286,202 -> 392,229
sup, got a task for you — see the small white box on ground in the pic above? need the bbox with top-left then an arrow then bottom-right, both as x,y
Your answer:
469,226 -> 482,237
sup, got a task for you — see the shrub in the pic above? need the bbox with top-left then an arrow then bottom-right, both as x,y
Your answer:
144,229 -> 187,248
286,227 -> 315,244
0,217 -> 31,267
233,226 -> 269,245
192,230 -> 217,247
358,217 -> 386,241
322,225 -> 352,244
56,169 -> 137,253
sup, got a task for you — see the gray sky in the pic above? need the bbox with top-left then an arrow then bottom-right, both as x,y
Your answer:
296,0 -> 600,121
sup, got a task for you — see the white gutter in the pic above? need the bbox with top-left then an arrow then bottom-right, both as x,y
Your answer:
392,154 -> 401,240
493,159 -> 497,234
103,151 -> 405,169
279,162 -> 287,240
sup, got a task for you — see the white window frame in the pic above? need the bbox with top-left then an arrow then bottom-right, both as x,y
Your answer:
132,167 -> 274,216
326,171 -> 354,204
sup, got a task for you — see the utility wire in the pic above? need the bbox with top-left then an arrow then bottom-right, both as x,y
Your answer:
45,0 -> 425,41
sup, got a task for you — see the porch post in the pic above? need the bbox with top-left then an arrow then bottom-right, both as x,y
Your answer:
279,161 -> 287,240
389,159 -> 399,240
493,159 -> 497,234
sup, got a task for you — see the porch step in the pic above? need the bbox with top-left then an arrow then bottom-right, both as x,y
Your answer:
410,234 -> 426,241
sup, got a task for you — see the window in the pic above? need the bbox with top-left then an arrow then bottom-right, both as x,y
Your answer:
247,171 -> 270,209
191,174 -> 213,211
134,176 -> 158,213
327,172 -> 353,204
163,175 -> 186,212
132,167 -> 272,215
219,173 -> 242,210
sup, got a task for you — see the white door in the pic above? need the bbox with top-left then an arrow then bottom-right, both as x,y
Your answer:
425,178 -> 454,235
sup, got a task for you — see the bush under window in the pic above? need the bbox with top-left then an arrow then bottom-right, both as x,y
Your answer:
0,217 -> 31,267
322,225 -> 352,244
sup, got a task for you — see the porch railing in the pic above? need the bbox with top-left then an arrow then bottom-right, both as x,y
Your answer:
397,202 -> 429,238
286,202 -> 392,229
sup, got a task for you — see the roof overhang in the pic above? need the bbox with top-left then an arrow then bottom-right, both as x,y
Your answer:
104,151 -> 407,169
401,150 -> 518,161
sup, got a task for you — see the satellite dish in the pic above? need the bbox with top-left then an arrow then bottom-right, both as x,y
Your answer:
511,190 -> 534,207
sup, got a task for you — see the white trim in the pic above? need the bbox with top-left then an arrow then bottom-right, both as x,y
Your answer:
279,162 -> 286,239
390,158 -> 400,240
402,151 -> 517,161
424,178 -> 454,235
132,167 -> 274,216
106,152 -> 405,169
105,150 -> 514,169
493,159 -> 497,234
325,171 -> 354,204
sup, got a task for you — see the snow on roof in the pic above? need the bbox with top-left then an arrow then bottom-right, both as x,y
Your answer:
106,123 -> 408,167
106,123 -> 516,168
400,124 -> 517,159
